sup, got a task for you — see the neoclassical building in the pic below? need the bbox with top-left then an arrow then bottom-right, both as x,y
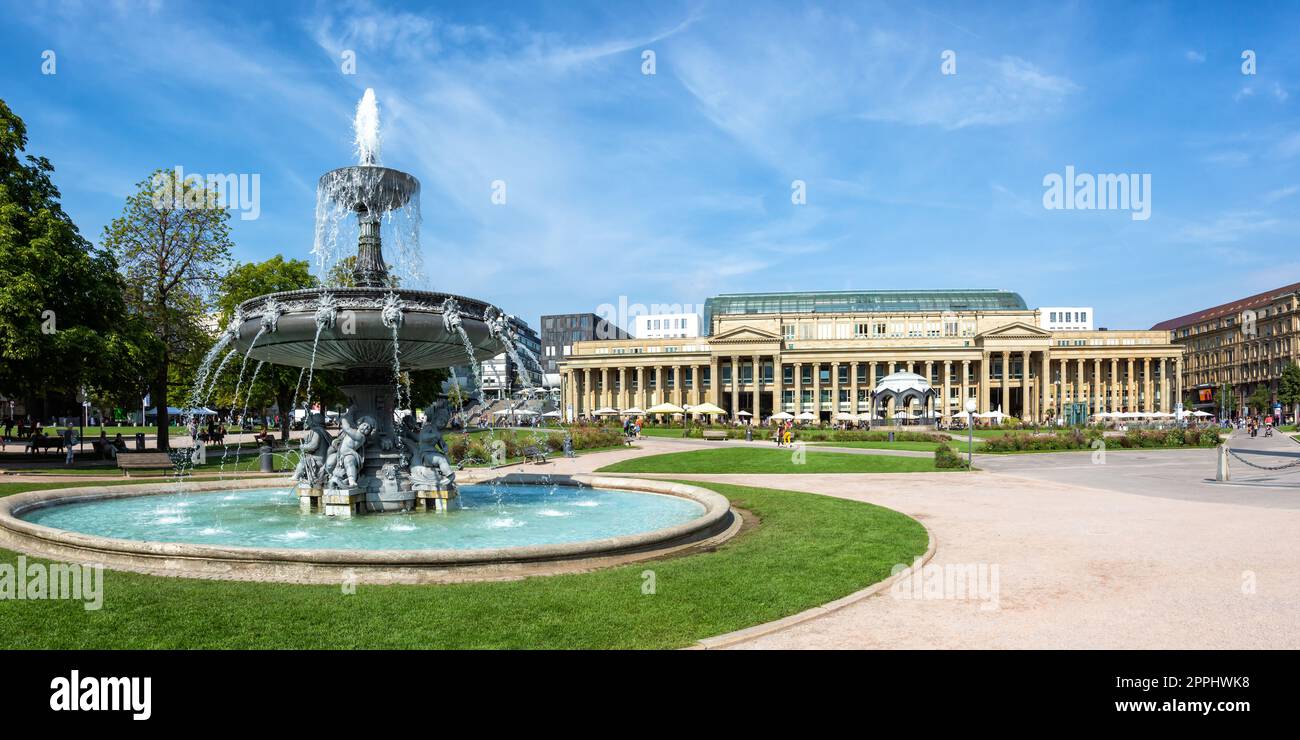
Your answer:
1153,280 -> 1299,415
559,290 -> 1184,423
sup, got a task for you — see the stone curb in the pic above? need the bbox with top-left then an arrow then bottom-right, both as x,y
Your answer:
0,474 -> 737,584
691,518 -> 938,650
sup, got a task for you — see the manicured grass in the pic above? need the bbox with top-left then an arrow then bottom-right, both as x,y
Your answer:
0,480 -> 927,649
597,446 -> 942,474
808,439 -> 981,454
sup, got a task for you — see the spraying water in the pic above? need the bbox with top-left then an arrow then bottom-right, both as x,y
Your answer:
354,88 -> 381,166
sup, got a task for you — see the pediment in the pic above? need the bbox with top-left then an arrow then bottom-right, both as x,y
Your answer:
709,325 -> 783,343
976,321 -> 1052,339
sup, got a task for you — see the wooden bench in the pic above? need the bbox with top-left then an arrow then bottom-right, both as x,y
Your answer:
702,430 -> 728,441
117,452 -> 177,477
521,445 -> 549,464
26,436 -> 65,455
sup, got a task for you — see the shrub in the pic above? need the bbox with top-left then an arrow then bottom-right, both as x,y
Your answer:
934,442 -> 969,469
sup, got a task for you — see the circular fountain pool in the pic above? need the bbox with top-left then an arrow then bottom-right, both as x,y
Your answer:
0,475 -> 737,584
19,484 -> 706,551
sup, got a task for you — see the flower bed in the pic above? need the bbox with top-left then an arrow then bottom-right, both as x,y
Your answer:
980,428 -> 1221,452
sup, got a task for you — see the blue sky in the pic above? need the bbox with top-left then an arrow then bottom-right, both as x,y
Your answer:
1,0 -> 1297,331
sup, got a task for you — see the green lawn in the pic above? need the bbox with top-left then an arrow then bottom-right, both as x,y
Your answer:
808,439 -> 981,454
0,480 -> 927,649
597,446 -> 943,474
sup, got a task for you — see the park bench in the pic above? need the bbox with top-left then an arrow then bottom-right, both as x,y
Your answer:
26,436 -> 65,455
701,430 -> 728,441
521,445 -> 549,464
116,452 -> 177,477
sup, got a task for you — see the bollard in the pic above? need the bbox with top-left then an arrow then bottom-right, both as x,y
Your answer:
259,445 -> 274,473
889,430 -> 895,443
1216,444 -> 1230,482
134,432 -> 145,451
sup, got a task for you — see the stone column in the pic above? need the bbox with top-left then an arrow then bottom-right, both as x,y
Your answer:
730,355 -> 740,418
708,357 -> 719,407
831,361 -> 841,421
773,359 -> 784,416
1143,357 -> 1152,413
960,359 -> 970,416
1174,357 -> 1183,409
653,366 -> 662,407
1020,350 -> 1030,420
1125,358 -> 1134,412
979,353 -> 991,413
752,354 -> 762,420
1109,358 -> 1119,412
942,360 -> 952,420
1158,357 -> 1169,413
812,361 -> 822,421
999,351 -> 1010,415
1040,352 -> 1052,423
1075,358 -> 1084,415
794,362 -> 803,415
851,361 -> 860,418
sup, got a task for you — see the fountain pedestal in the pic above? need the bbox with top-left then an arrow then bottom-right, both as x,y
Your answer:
415,484 -> 459,512
298,485 -> 323,513
323,487 -> 366,517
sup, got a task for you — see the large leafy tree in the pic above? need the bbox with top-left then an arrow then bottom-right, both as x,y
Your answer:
1280,361 -> 1300,425
0,99 -> 157,421
102,169 -> 234,449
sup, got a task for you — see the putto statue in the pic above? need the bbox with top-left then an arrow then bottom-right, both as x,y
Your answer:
292,412 -> 332,487
410,401 -> 455,492
325,408 -> 376,490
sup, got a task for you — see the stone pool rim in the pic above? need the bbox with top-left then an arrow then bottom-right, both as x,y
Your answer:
0,473 -> 737,584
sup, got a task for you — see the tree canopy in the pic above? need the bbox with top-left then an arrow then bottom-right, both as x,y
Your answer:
0,98 -> 158,415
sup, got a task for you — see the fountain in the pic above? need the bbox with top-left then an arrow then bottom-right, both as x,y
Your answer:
0,90 -> 738,585
229,88 -> 505,515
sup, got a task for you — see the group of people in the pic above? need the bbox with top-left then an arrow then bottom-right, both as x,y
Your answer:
621,417 -> 643,439
1245,415 -> 1276,438
772,419 -> 795,447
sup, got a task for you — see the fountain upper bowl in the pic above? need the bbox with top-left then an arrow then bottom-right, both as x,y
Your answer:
231,287 -> 503,370
318,165 -> 419,213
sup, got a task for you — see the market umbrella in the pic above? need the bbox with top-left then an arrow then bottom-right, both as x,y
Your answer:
796,411 -> 816,421
687,402 -> 726,415
621,407 -> 645,416
770,411 -> 794,421
645,403 -> 685,415
593,407 -> 621,416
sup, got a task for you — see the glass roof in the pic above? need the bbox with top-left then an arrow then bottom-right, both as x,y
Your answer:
703,289 -> 1027,333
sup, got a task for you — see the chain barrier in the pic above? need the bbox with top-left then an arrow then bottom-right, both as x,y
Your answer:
1224,431 -> 1300,472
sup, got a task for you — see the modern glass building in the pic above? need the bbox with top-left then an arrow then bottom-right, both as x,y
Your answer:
703,290 -> 1027,334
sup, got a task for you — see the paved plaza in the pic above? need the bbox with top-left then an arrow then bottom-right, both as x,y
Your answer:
530,431 -> 1300,648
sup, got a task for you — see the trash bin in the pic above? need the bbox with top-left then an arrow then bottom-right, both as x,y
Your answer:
259,445 -> 274,473
134,432 -> 146,450
888,431 -> 895,443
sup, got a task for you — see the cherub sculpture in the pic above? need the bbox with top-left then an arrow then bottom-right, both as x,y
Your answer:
325,408 -> 376,490
410,401 -> 455,490
292,411 -> 332,487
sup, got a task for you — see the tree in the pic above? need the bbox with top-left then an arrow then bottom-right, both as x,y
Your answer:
0,98 -> 158,420
1247,385 -> 1271,418
1279,361 -> 1300,425
102,169 -> 234,449
214,256 -> 341,441
325,254 -> 399,288
1217,382 -> 1237,419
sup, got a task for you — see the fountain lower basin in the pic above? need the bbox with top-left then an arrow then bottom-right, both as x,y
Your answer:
0,474 -> 738,584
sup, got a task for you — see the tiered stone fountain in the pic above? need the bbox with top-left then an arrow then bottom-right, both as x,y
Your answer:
228,89 -> 508,515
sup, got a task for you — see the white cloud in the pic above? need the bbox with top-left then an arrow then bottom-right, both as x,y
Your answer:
1185,50 -> 1206,63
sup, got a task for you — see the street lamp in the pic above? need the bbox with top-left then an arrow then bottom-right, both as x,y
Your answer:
964,398 -> 978,469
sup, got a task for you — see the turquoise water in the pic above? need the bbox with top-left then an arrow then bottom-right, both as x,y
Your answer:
22,484 -> 706,551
